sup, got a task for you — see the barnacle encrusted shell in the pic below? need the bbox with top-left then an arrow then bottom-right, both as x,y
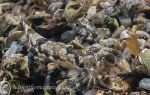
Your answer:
56,79 -> 77,95
71,37 -> 84,49
139,49 -> 150,76
5,13 -> 20,25
64,0 -> 93,23
110,77 -> 129,91
40,41 -> 67,55
99,38 -> 119,48
2,54 -> 29,78
6,30 -> 24,47
101,76 -> 129,91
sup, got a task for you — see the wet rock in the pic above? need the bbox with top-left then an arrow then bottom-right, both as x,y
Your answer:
95,28 -> 110,39
104,17 -> 119,32
118,16 -> 132,27
103,6 -> 114,15
139,49 -> 150,76
136,30 -> 149,40
61,30 -> 76,43
139,78 -> 150,90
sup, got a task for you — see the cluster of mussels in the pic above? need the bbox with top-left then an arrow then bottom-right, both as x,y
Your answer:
1,0 -> 150,95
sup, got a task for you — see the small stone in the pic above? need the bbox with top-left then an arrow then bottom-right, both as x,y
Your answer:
144,21 -> 150,33
99,38 -> 119,48
120,30 -> 130,40
87,6 -> 97,19
112,26 -> 125,38
138,39 -> 146,49
118,16 -> 132,27
95,28 -> 110,39
61,30 -> 76,43
139,78 -> 150,91
90,12 -> 105,25
104,6 -> 114,15
140,49 -> 150,75
104,18 -> 119,32
136,30 -> 149,40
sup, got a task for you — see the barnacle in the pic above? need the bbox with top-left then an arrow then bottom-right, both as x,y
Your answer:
56,79 -> 77,95
1,0 -> 150,94
57,64 -> 129,93
56,67 -> 100,95
56,52 -> 130,92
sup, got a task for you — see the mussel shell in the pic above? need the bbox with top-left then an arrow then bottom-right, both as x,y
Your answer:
33,22 -> 71,39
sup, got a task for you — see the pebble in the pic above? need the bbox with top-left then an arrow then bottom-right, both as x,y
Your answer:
139,78 -> 150,91
87,6 -> 97,19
